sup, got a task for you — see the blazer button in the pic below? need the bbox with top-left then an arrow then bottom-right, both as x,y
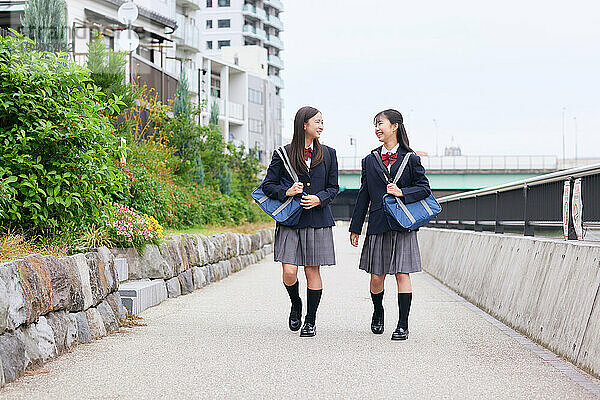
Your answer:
306,182 -> 311,187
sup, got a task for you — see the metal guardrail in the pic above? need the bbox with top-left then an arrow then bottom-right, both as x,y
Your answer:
429,163 -> 600,239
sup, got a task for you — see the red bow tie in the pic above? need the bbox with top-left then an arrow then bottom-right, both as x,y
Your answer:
304,148 -> 313,161
381,152 -> 397,167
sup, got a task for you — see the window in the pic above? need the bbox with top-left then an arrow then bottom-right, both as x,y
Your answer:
218,0 -> 230,6
206,41 -> 213,49
217,40 -> 231,49
206,0 -> 212,7
249,118 -> 264,133
218,19 -> 231,28
211,75 -> 221,98
248,88 -> 263,105
206,20 -> 213,28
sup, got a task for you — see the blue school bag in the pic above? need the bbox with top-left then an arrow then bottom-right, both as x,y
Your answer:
252,146 -> 304,226
373,150 -> 442,231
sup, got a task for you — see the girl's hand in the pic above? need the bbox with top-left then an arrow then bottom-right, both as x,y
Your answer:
387,183 -> 403,197
286,182 -> 304,197
350,232 -> 360,247
300,194 -> 321,209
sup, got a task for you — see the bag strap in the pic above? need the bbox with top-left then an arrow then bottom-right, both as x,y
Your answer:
323,145 -> 331,187
275,146 -> 299,182
372,149 -> 392,182
391,152 -> 414,184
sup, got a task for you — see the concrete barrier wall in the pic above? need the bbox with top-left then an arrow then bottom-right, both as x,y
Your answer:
418,228 -> 600,377
0,228 -> 275,387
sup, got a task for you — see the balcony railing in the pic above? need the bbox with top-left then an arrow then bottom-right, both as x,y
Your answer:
267,54 -> 284,69
256,27 -> 268,41
267,34 -> 284,49
269,74 -> 284,88
228,101 -> 244,120
265,14 -> 283,30
264,0 -> 284,11
242,4 -> 267,21
175,15 -> 200,52
176,0 -> 201,10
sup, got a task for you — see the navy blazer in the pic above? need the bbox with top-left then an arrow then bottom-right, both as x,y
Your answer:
349,146 -> 431,235
262,145 -> 339,229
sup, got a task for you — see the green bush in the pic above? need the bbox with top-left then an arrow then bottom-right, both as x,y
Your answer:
0,34 -> 128,231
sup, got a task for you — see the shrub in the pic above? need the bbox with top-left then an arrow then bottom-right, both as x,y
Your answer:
105,204 -> 163,250
0,33 -> 128,231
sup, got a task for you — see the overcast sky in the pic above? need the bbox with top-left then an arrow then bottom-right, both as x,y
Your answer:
279,0 -> 600,159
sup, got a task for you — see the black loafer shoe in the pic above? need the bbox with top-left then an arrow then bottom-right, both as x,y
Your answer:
289,302 -> 302,332
371,310 -> 384,334
299,321 -> 316,337
391,326 -> 409,341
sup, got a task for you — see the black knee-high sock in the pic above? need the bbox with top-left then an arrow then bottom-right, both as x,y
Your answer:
284,281 -> 301,310
398,292 -> 412,330
371,290 -> 384,316
305,288 -> 322,324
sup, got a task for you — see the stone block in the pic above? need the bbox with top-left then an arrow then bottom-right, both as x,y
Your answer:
118,280 -> 168,315
54,256 -> 85,313
250,233 -> 261,252
183,235 -> 201,266
106,292 -> 127,321
74,311 -> 91,344
0,330 -> 26,384
194,235 -> 207,266
97,300 -> 119,333
21,316 -> 57,368
178,270 -> 194,295
70,254 -> 94,311
166,277 -> 181,298
84,252 -> 109,306
0,263 -> 13,333
158,242 -> 176,279
15,255 -> 52,325
166,236 -> 188,275
43,256 -> 83,313
46,311 -> 77,355
96,247 -> 119,292
85,307 -> 107,340
114,257 -> 128,282
192,267 -> 206,289
141,244 -> 171,279
201,236 -> 217,264
110,248 -> 144,280
230,257 -> 241,273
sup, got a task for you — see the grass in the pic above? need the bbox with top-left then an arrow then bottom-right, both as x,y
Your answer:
164,221 -> 275,237
0,232 -> 69,263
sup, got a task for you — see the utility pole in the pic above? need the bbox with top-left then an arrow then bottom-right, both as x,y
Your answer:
561,107 -> 566,165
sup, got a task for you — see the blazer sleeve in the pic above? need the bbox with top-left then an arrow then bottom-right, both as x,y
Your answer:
262,151 -> 290,202
349,157 -> 370,234
315,147 -> 339,207
401,154 -> 431,204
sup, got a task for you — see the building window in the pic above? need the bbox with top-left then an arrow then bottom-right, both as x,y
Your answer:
206,20 -> 213,28
211,75 -> 221,98
248,88 -> 263,105
206,0 -> 212,7
206,41 -> 213,49
218,40 -> 231,49
218,19 -> 231,28
249,118 -> 264,134
218,0 -> 230,6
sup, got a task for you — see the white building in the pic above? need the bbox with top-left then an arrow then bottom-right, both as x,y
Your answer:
198,0 -> 284,92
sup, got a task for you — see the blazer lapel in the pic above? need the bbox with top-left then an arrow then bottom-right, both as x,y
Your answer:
370,147 -> 390,186
389,149 -> 408,181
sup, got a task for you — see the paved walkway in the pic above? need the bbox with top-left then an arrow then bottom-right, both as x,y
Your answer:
2,225 -> 600,399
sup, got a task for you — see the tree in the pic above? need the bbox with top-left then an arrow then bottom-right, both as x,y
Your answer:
21,0 -> 68,52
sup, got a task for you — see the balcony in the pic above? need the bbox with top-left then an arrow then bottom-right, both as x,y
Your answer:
264,0 -> 284,11
269,74 -> 284,88
256,7 -> 267,21
256,27 -> 268,41
267,54 -> 284,70
175,15 -> 201,52
264,14 -> 283,31
266,34 -> 284,49
228,101 -> 245,121
183,67 -> 198,94
242,4 -> 267,21
176,0 -> 201,11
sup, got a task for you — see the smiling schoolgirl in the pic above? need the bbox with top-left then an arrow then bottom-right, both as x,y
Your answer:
262,106 -> 339,337
349,109 -> 431,340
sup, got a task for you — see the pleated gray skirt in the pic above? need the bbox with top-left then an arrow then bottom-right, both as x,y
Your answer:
274,225 -> 336,267
359,231 -> 422,275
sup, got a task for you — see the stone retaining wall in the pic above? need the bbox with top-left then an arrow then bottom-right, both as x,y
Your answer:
418,228 -> 600,377
0,228 -> 275,387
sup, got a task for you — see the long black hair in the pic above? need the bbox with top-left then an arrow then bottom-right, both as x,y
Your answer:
289,106 -> 324,174
373,109 -> 414,152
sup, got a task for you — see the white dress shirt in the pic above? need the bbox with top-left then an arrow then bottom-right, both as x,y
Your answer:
305,143 -> 313,169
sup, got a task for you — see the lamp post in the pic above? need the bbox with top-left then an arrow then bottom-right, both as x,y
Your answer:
350,137 -> 357,169
433,118 -> 439,157
117,2 -> 140,84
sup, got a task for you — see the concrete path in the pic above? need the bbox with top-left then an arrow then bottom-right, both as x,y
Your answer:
2,224 -> 600,399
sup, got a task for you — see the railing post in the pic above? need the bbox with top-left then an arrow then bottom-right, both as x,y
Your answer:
523,185 -> 534,236
567,178 -> 578,240
458,199 -> 464,229
495,191 -> 504,234
474,196 -> 483,232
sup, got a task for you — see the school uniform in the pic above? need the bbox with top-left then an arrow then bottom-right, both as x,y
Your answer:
263,143 -> 339,267
349,144 -> 431,275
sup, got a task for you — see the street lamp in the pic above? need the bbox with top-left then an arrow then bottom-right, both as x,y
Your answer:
350,137 -> 357,169
117,2 -> 140,84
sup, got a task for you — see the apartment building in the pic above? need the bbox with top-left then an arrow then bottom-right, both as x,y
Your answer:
199,0 -> 284,92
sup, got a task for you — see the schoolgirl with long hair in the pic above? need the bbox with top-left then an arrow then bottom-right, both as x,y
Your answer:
262,106 -> 339,337
349,109 -> 431,340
